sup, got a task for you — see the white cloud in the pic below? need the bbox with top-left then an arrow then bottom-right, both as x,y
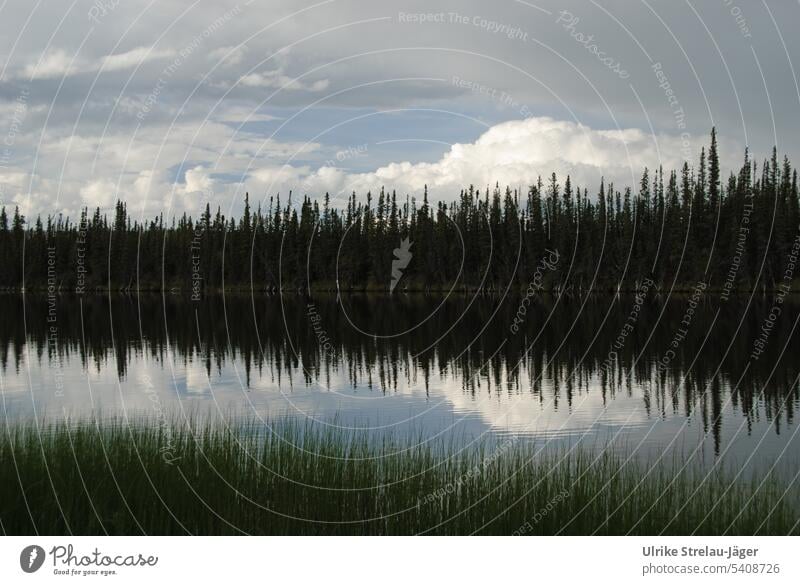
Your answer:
4,115 -> 323,221
22,50 -> 74,80
80,179 -> 118,208
184,166 -> 213,194
102,47 -> 174,73
212,105 -> 282,122
4,112 -> 736,224
217,47 -> 329,92
251,116 -> 736,202
237,70 -> 329,92
19,46 -> 174,80
208,45 -> 247,67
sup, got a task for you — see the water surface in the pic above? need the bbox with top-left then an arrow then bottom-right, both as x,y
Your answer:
2,293 -> 799,475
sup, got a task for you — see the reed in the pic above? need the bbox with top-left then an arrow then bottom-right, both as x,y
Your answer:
0,417 -> 796,535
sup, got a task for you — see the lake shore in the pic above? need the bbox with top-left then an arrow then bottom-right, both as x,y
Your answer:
4,282 -> 800,295
1,418 -> 797,536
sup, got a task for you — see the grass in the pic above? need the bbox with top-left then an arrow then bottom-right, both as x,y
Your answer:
0,417 -> 797,535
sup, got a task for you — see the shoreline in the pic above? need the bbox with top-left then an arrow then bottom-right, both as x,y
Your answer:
1,418 -> 797,535
3,283 -> 800,296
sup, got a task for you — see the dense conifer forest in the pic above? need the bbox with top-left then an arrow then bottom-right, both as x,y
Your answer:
1,129 -> 798,293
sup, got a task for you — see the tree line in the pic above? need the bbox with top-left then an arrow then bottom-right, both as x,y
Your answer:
1,128 -> 798,293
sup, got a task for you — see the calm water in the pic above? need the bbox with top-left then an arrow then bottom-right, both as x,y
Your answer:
1,293 -> 799,473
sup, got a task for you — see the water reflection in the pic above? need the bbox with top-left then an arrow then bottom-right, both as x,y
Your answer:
1,293 -> 799,469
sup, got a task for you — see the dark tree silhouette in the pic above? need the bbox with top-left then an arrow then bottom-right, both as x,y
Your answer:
2,130 -> 798,294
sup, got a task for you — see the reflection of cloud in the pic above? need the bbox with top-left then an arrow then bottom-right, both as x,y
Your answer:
434,370 -> 650,440
185,361 -> 210,394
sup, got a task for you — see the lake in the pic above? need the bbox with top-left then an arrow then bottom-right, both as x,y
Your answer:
2,292 -> 799,476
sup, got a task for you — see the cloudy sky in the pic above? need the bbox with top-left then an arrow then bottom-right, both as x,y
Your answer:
1,0 -> 799,221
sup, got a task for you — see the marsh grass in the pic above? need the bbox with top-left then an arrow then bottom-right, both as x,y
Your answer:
0,417 -> 797,535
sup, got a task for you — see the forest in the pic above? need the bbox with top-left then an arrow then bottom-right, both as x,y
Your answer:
1,129 -> 798,293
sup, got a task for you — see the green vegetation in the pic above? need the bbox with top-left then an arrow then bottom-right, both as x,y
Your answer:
3,129 -> 799,292
1,418 -> 797,535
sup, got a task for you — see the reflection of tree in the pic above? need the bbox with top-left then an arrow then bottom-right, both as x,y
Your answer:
3,293 -> 798,454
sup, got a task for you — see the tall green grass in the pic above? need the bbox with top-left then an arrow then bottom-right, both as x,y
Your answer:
0,417 -> 797,535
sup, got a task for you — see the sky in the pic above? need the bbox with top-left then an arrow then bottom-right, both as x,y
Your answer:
1,0 -> 799,221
